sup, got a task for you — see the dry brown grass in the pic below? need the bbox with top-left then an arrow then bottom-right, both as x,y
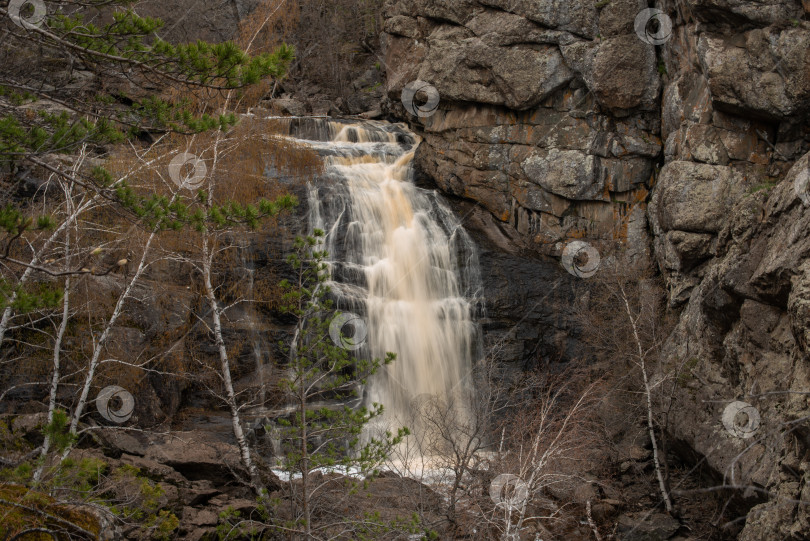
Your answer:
154,0 -> 297,115
232,0 -> 301,108
106,116 -> 320,203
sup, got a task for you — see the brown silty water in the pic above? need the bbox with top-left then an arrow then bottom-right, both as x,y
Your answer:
294,118 -> 483,454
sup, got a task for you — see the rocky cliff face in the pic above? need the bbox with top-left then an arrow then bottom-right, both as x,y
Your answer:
381,0 -> 810,538
382,0 -> 670,253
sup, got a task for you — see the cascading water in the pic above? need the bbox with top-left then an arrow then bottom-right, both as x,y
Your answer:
285,118 -> 483,446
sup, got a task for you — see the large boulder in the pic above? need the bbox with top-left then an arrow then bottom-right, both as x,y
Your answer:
698,27 -> 810,120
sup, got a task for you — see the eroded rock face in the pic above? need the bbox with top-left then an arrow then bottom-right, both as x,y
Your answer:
697,28 -> 810,120
383,1 -> 810,538
383,0 -> 661,258
449,203 -> 581,368
655,153 -> 810,538
689,0 -> 805,26
647,19 -> 809,539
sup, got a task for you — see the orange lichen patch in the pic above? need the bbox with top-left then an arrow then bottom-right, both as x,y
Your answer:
437,104 -> 500,130
558,191 -> 650,242
647,170 -> 658,189
748,151 -> 770,165
512,184 -> 527,203
613,208 -> 630,239
610,187 -> 650,239
0,484 -> 101,540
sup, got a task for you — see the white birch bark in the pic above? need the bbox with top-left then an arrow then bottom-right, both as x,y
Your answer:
619,281 -> 673,513
0,197 -> 93,345
35,175 -> 79,481
61,228 -> 158,459
33,273 -> 69,483
201,234 -> 263,492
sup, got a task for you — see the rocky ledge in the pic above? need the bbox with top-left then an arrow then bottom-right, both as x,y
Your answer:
382,1 -> 810,539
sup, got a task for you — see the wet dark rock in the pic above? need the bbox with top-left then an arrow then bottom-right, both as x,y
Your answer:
443,201 -> 584,369
617,511 -> 681,541
271,97 -> 308,116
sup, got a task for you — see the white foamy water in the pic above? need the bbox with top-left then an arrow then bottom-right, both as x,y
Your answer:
299,119 -> 483,445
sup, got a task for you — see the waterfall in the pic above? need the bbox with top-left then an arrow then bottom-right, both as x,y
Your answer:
288,118 -> 483,446
237,239 -> 269,408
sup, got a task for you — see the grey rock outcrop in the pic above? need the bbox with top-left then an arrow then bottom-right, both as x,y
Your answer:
383,1 -> 810,538
651,153 -> 810,540
383,0 -> 662,257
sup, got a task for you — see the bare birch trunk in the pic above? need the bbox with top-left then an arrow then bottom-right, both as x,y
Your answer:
0,198 -> 92,345
618,281 -> 673,513
34,177 -> 78,481
201,234 -> 264,493
61,229 -> 158,460
300,383 -> 311,539
33,277 -> 70,482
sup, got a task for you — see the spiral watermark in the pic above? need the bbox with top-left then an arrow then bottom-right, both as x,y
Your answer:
794,166 -> 810,207
561,241 -> 601,278
489,473 -> 529,511
634,8 -> 673,46
96,385 -> 135,424
329,312 -> 367,351
168,152 -> 207,190
8,0 -> 47,29
401,80 -> 440,118
722,401 -> 760,439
